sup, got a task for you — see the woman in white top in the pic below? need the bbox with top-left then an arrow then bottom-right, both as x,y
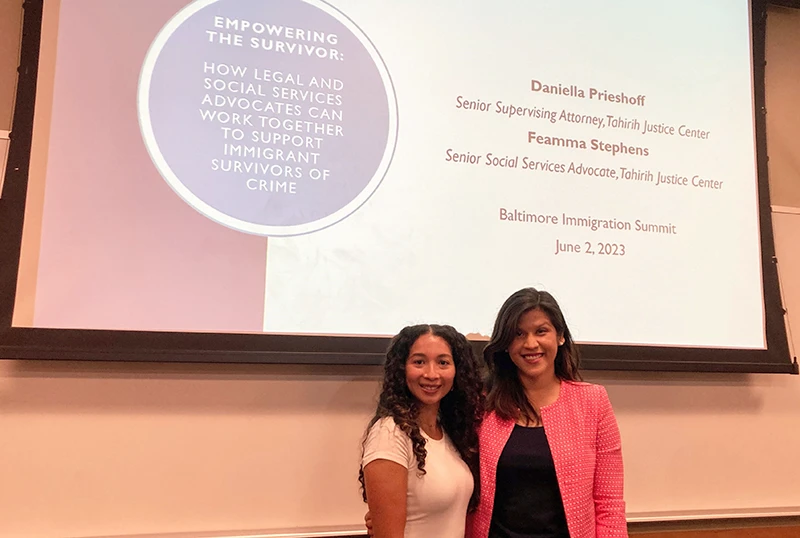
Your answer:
359,324 -> 485,538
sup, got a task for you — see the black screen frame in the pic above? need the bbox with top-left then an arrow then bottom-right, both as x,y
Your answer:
0,0 -> 796,374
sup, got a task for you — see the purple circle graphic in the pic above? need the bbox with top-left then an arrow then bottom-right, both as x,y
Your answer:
139,0 -> 397,236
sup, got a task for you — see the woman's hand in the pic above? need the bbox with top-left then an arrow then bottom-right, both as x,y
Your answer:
364,510 -> 374,536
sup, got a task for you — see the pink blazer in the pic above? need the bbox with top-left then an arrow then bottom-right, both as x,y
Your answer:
466,381 -> 628,538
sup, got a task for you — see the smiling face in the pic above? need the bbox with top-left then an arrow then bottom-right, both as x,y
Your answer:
508,308 -> 565,385
404,333 -> 456,410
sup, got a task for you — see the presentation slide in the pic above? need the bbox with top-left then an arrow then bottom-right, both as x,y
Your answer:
13,0 -> 764,349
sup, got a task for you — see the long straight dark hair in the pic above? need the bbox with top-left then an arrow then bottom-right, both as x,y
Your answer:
484,288 -> 582,425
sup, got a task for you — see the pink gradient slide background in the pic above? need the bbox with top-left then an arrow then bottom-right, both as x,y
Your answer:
32,0 -> 268,333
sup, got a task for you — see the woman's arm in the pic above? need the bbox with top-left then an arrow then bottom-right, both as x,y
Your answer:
363,459 -> 408,538
593,387 -> 628,537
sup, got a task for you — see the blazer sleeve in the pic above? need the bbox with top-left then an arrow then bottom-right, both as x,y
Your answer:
593,386 -> 628,537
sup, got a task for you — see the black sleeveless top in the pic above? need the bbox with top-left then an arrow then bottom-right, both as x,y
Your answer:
488,425 -> 570,538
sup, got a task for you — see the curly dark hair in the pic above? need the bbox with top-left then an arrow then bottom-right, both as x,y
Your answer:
484,287 -> 582,425
359,324 -> 485,511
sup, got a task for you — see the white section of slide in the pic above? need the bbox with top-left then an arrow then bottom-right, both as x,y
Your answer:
263,0 -> 765,348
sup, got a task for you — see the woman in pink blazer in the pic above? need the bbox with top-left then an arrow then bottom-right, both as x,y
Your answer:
467,287 -> 627,538
365,288 -> 627,538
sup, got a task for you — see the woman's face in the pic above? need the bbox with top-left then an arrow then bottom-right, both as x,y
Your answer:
405,333 -> 456,409
507,308 -> 563,384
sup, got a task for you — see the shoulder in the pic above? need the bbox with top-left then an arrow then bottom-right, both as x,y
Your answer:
563,380 -> 609,399
362,416 -> 413,468
480,410 -> 512,429
368,415 -> 404,434
477,411 -> 515,443
560,381 -> 613,412
366,416 -> 412,445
